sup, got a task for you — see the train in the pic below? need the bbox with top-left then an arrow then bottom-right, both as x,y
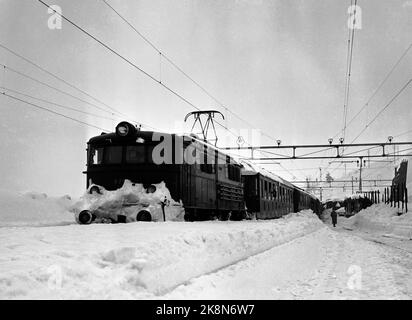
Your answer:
77,121 -> 321,224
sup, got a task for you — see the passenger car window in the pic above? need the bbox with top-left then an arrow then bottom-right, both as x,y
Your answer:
104,146 -> 123,164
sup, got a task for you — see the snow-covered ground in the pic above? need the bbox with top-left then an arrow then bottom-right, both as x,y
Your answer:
1,191 -> 411,300
165,227 -> 412,299
0,210 -> 322,299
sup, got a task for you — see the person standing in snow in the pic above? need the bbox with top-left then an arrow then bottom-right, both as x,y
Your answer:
330,207 -> 338,227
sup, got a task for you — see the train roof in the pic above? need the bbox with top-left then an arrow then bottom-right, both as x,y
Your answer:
88,130 -> 172,144
240,160 -> 295,188
241,160 -> 318,200
87,129 -> 242,166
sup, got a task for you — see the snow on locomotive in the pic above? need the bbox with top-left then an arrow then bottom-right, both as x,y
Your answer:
75,121 -> 320,224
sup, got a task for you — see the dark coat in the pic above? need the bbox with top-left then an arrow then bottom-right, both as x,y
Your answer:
331,210 -> 338,224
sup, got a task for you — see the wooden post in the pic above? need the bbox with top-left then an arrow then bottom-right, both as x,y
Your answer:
401,183 -> 404,212
397,185 -> 400,209
388,187 -> 390,204
406,187 -> 408,213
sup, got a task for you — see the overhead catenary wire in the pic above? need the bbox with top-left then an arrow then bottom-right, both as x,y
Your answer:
1,86 -> 119,123
36,0 -> 260,149
0,42 -> 125,118
1,63 -> 113,115
0,62 -> 157,130
342,0 -> 358,142
40,0 -> 306,181
325,40 -> 412,176
349,79 -> 412,144
2,91 -> 110,132
319,0 -> 358,179
395,128 -> 412,138
333,40 -> 412,140
99,0 -> 278,143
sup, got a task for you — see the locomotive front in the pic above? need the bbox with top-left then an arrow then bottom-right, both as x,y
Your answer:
77,121 -> 185,224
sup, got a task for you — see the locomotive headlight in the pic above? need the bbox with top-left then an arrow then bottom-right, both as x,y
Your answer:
117,124 -> 129,136
116,121 -> 136,137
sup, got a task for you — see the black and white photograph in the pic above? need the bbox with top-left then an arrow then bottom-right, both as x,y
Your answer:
0,0 -> 411,305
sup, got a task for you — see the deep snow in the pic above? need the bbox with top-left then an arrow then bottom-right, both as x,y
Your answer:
0,210 -> 323,299
165,227 -> 412,299
0,190 -> 74,227
342,204 -> 412,240
1,191 -> 411,300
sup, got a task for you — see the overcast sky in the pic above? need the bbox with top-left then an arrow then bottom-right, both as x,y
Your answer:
0,0 -> 411,197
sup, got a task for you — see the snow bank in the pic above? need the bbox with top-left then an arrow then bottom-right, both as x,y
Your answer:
0,210 -> 324,299
0,190 -> 75,227
344,204 -> 412,239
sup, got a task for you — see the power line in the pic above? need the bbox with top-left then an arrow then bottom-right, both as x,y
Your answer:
342,0 -> 358,142
334,40 -> 412,140
1,63 -> 113,115
2,91 -> 110,131
328,64 -> 412,175
0,42 -> 123,117
1,86 -> 118,122
36,0 -> 252,147
100,0 -> 276,142
350,79 -> 412,143
395,128 -> 412,138
35,0 -> 269,151
0,62 -> 157,131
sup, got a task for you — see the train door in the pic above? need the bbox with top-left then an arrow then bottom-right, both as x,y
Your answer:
293,189 -> 300,213
181,163 -> 194,207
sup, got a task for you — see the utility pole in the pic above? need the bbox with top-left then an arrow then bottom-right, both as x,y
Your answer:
351,176 -> 354,194
358,157 -> 363,192
368,149 -> 370,167
319,167 -> 322,202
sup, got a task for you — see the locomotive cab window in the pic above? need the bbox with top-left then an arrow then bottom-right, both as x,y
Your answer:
104,146 -> 123,164
89,146 -> 103,165
200,147 -> 214,174
228,164 -> 241,182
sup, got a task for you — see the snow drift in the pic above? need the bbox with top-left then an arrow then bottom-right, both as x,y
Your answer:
0,210 -> 324,299
344,203 -> 412,239
0,190 -> 75,227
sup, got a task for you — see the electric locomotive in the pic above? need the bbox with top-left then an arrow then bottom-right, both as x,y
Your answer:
78,121 -> 321,224
81,121 -> 245,223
